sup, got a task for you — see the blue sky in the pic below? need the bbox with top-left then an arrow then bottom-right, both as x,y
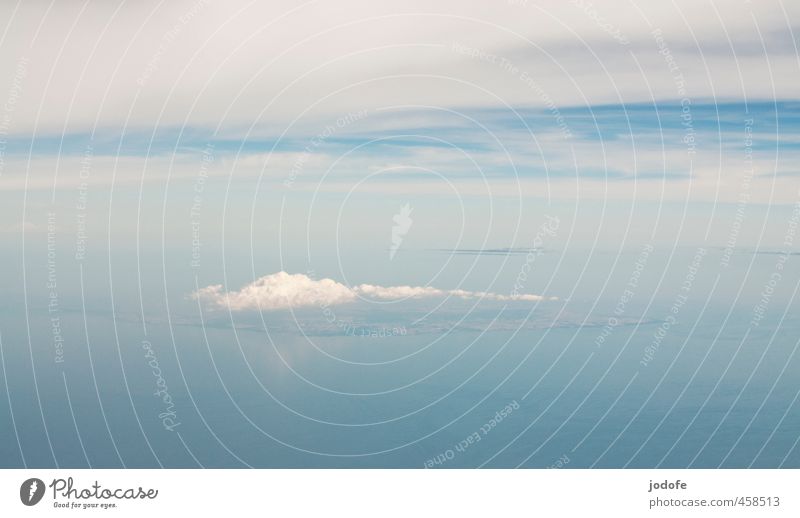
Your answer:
1,0 -> 798,285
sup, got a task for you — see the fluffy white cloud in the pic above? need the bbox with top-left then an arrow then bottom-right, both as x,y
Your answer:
194,272 -> 356,310
193,271 -> 552,310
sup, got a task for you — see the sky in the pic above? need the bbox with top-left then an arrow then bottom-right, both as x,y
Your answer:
1,3 -> 798,183
0,0 -> 796,299
0,0 -> 795,304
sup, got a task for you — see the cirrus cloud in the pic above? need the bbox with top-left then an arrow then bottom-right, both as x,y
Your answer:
193,271 -> 554,311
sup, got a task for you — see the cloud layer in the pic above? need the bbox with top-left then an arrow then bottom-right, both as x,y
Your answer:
193,271 -> 552,311
2,1 -> 797,134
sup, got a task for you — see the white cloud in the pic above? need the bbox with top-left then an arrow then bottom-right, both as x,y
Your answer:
1,1 -> 796,134
193,271 -> 552,311
355,283 -> 444,300
194,272 -> 356,311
